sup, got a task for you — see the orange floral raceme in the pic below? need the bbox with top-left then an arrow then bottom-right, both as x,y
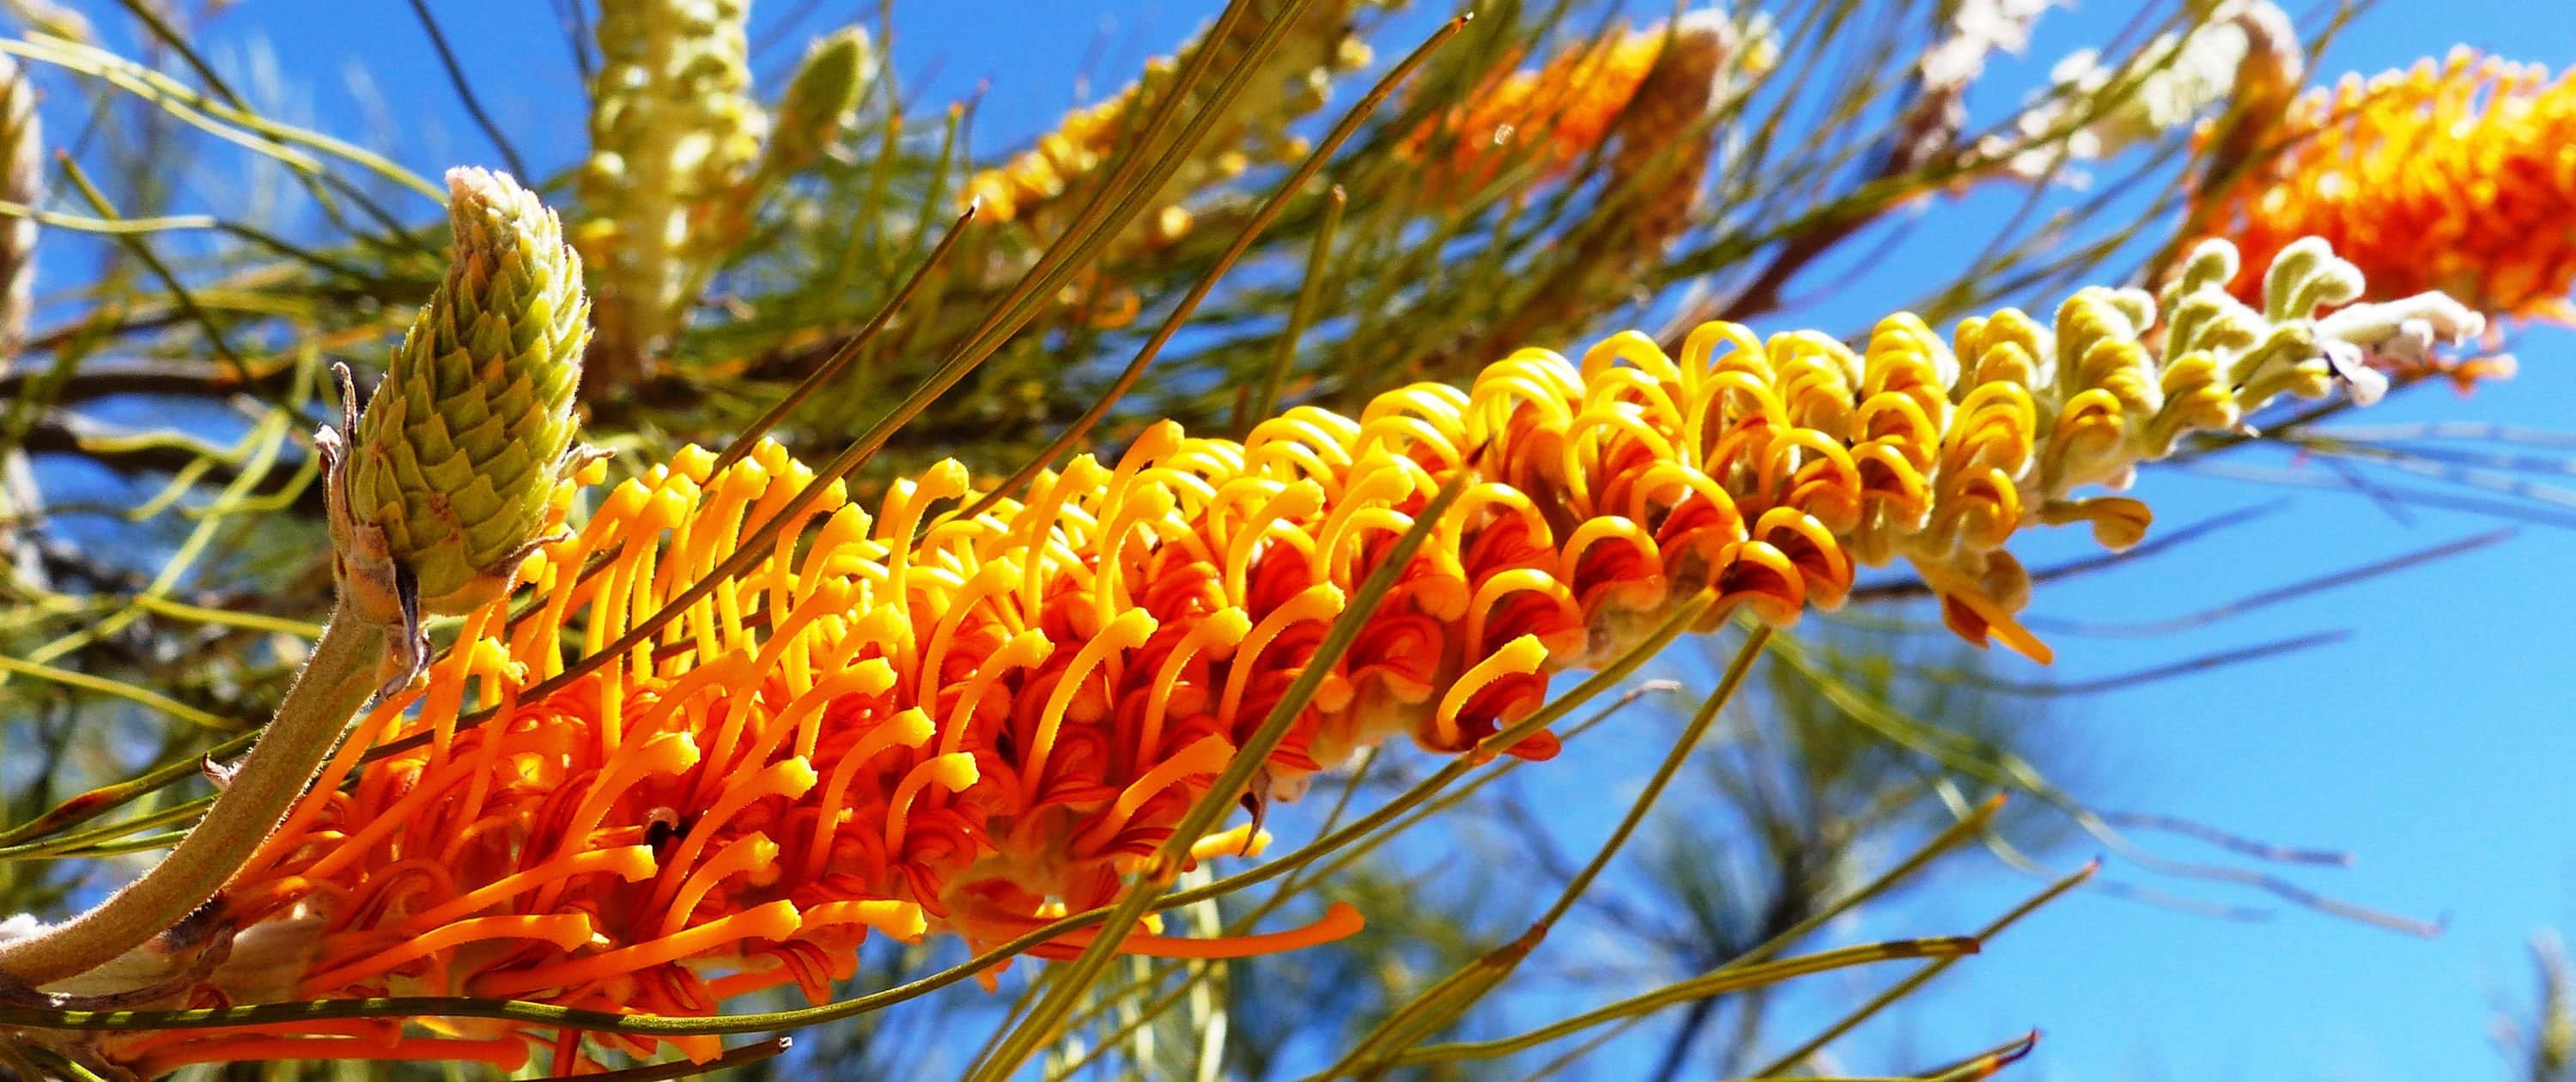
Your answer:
2191,48 -> 2576,385
100,239 -> 2470,1075
1406,16 -> 1707,197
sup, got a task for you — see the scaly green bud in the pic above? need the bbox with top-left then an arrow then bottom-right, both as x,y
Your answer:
579,0 -> 763,381
762,27 -> 872,180
0,169 -> 592,994
341,167 -> 587,620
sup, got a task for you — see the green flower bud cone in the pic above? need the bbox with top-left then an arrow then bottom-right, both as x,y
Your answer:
764,27 -> 872,179
345,167 -> 587,615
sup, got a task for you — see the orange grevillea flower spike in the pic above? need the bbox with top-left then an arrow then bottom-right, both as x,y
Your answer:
2190,48 -> 2576,385
1406,13 -> 1756,199
86,239 -> 2470,1076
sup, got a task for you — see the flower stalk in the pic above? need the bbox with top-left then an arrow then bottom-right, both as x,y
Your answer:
0,617 -> 386,991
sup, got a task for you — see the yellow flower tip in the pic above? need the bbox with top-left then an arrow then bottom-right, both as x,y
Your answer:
1193,824 -> 1271,860
580,0 -> 762,372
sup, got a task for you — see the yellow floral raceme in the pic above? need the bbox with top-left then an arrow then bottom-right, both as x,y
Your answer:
2190,48 -> 2576,383
578,0 -> 764,379
106,239 -> 2470,1075
963,1 -> 1382,250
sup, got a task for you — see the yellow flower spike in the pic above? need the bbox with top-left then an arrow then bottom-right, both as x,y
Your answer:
0,53 -> 34,370
580,0 -> 762,380
114,238 -> 2474,1075
0,52 -> 39,590
965,1 -> 1387,251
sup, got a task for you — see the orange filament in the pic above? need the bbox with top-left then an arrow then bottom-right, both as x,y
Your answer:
302,913 -> 596,995
472,900 -> 803,999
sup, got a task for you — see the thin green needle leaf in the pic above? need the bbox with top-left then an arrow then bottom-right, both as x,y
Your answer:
1323,623 -> 1771,1078
1248,183 -> 1346,430
1393,938 -> 1984,1067
1743,862 -> 2096,1078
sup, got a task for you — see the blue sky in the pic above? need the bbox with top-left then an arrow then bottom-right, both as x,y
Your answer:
38,0 -> 2576,1079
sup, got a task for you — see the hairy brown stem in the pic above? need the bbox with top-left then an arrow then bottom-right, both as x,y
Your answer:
0,602 -> 381,988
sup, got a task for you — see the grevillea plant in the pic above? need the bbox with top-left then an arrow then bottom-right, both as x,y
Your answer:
10,224 -> 2472,1075
0,3 -> 2565,1081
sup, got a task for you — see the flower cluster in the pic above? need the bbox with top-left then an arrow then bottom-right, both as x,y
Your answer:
1406,11 -> 1772,202
105,239 -> 2472,1074
1436,11 -> 1755,374
2190,48 -> 2576,384
1988,1 -> 2299,183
